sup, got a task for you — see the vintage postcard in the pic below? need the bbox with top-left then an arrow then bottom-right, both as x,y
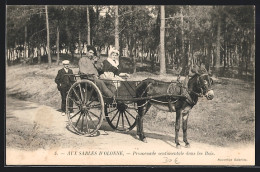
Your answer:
5,4 -> 255,166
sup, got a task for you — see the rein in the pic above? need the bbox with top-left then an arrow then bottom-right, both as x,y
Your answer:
183,86 -> 203,97
136,73 -> 210,109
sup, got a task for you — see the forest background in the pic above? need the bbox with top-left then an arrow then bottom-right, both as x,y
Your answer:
6,5 -> 255,80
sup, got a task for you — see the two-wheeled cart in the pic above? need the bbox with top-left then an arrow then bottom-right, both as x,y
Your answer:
65,74 -> 185,136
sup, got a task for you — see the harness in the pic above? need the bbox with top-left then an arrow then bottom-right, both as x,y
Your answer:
136,73 -> 212,111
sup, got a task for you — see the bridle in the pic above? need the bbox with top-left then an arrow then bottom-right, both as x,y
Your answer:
186,73 -> 212,97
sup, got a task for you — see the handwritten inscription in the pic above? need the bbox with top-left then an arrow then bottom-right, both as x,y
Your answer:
162,157 -> 180,164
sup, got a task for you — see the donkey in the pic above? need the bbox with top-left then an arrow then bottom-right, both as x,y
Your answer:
135,70 -> 214,148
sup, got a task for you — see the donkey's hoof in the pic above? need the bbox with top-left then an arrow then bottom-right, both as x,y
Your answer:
176,144 -> 181,149
138,135 -> 147,143
142,138 -> 147,143
185,143 -> 190,148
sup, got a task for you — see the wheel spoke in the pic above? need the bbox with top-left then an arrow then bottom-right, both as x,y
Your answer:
88,110 -> 100,120
86,111 -> 97,130
84,112 -> 89,134
116,112 -> 121,128
106,108 -> 117,114
69,96 -> 80,105
123,111 -> 131,127
84,83 -> 88,104
87,100 -> 94,106
81,112 -> 85,132
78,83 -> 84,103
72,87 -> 82,103
125,110 -> 136,120
86,88 -> 94,103
75,112 -> 83,127
111,110 -> 119,122
121,112 -> 124,129
70,110 -> 81,119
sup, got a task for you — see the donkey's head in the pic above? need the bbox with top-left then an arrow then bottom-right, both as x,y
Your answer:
197,74 -> 214,100
188,67 -> 214,100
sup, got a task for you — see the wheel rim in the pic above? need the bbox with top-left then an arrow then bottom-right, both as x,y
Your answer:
105,102 -> 137,131
66,80 -> 104,136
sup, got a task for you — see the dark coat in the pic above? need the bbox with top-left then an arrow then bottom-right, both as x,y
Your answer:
102,59 -> 120,76
55,68 -> 75,91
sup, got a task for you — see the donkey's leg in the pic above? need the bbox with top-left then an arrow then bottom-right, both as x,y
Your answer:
136,103 -> 149,143
175,109 -> 181,149
182,105 -> 191,148
136,114 -> 146,143
136,103 -> 151,143
136,115 -> 147,142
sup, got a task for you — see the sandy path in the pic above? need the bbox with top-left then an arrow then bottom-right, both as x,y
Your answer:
5,96 -> 254,166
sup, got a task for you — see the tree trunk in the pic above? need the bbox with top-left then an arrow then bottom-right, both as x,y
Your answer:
45,5 -> 51,67
28,46 -> 32,64
119,34 -> 123,59
78,31 -> 82,58
238,43 -> 243,77
6,49 -> 9,67
206,43 -> 211,72
180,7 -> 187,75
223,33 -> 227,70
151,50 -> 155,71
87,6 -> 91,45
252,28 -> 255,82
245,39 -> 249,80
159,5 -> 166,75
56,26 -> 60,65
141,38 -> 144,66
215,7 -> 221,76
115,5 -> 119,50
133,46 -> 137,73
24,25 -> 27,64
37,46 -> 41,64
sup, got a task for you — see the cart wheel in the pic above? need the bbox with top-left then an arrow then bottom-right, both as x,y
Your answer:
66,80 -> 104,136
105,102 -> 137,131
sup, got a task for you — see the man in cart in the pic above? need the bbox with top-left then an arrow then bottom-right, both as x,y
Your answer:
78,46 -> 115,98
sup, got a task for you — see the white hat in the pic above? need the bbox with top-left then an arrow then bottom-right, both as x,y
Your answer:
109,48 -> 119,56
62,60 -> 70,65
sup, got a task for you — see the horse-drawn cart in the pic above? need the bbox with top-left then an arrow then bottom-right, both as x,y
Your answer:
65,74 -> 186,136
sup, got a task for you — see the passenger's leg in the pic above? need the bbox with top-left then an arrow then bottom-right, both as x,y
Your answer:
94,78 -> 114,97
104,81 -> 117,94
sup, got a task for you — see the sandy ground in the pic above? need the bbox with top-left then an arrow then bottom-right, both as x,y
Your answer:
5,96 -> 254,166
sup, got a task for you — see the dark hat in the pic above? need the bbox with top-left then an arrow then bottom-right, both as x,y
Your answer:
87,45 -> 97,56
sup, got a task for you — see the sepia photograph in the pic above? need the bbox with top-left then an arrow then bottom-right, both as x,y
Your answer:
5,4 -> 255,166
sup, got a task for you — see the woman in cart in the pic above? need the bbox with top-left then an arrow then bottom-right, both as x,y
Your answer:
99,48 -> 129,90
